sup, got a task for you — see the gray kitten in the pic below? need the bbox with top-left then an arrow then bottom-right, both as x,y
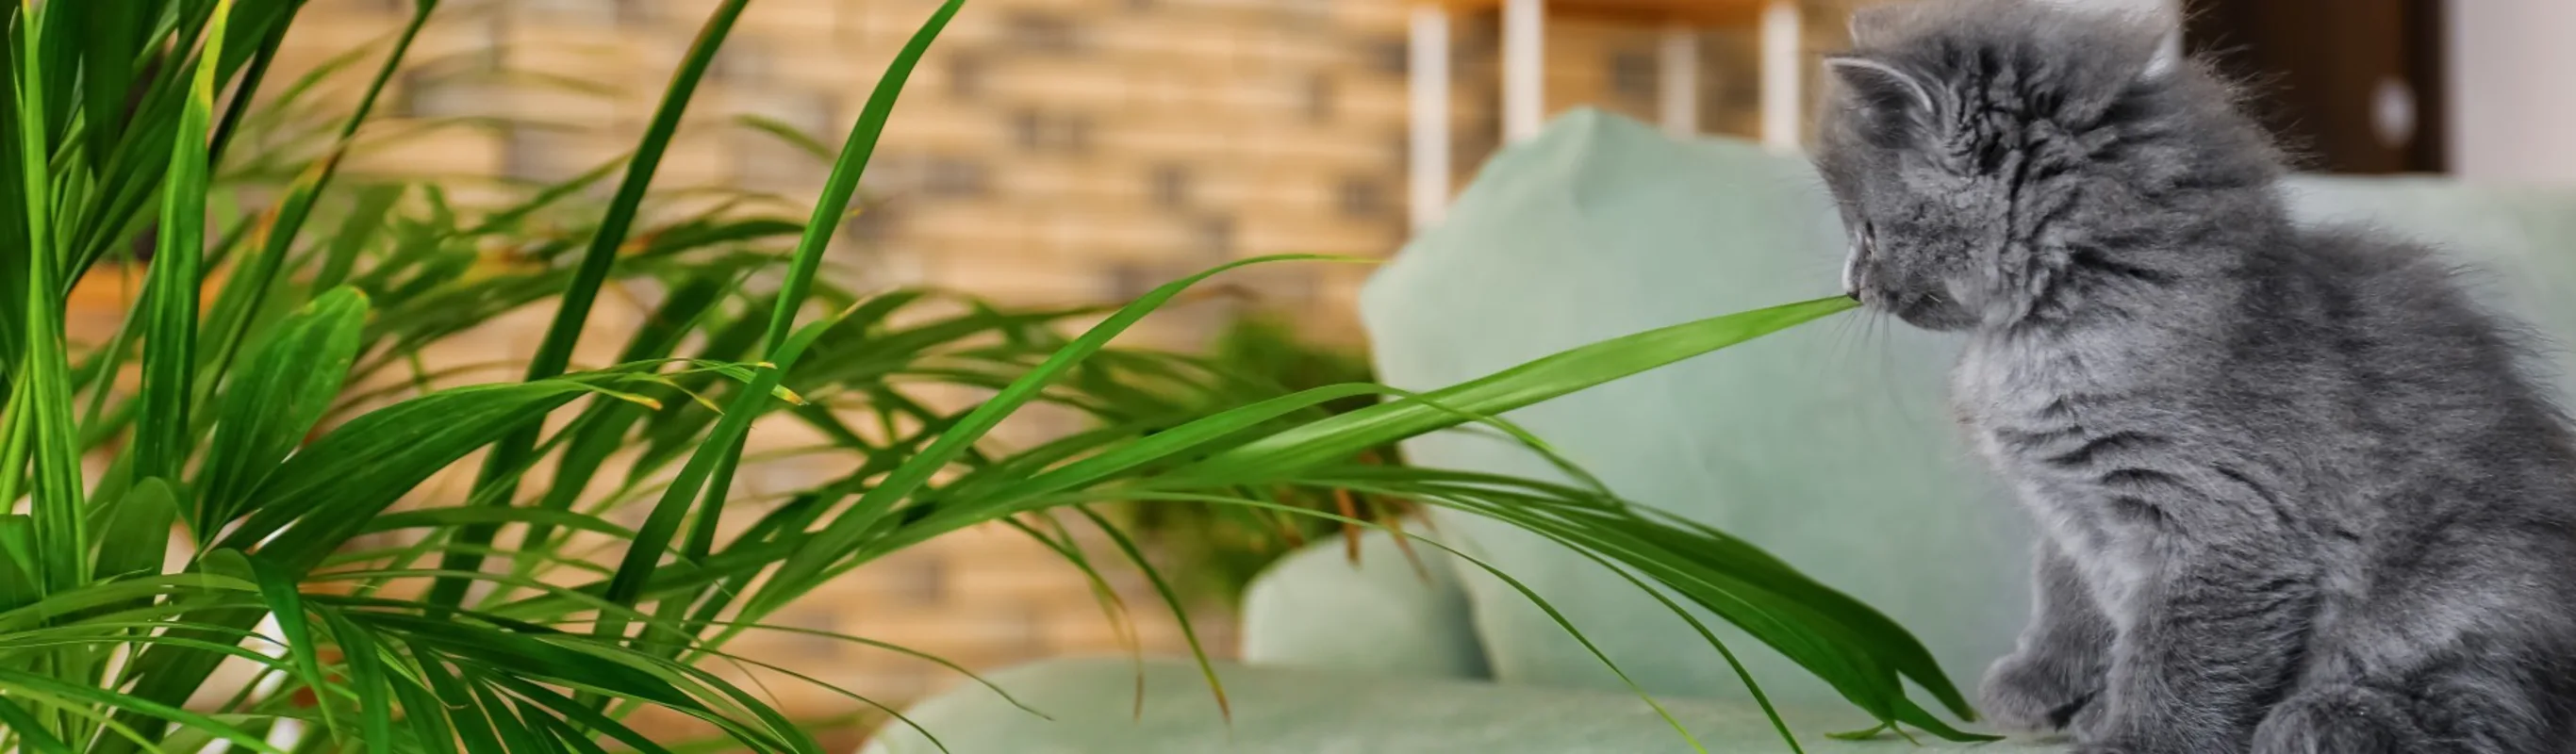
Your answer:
1814,2 -> 2576,752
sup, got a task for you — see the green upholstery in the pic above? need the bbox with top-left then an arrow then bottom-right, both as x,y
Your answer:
863,109 -> 2576,752
1361,109 -> 2029,707
862,657 -> 2056,754
1236,528 -> 1489,680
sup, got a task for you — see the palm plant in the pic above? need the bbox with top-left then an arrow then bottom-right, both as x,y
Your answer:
0,1 -> 1992,752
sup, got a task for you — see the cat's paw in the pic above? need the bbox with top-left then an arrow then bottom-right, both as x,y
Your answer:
2252,686 -> 2423,754
2072,734 -> 2198,754
2074,707 -> 2249,754
1978,652 -> 2098,733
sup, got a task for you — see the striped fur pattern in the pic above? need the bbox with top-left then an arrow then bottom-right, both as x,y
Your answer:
1813,2 -> 2576,752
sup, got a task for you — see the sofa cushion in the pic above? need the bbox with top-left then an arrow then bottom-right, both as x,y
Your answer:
1359,108 -> 2576,707
1238,530 -> 1488,680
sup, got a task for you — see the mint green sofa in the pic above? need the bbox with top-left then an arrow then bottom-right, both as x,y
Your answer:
863,110 -> 2576,753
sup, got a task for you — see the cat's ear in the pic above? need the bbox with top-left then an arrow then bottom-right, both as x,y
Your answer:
1825,56 -> 1936,118
1826,56 -> 1936,147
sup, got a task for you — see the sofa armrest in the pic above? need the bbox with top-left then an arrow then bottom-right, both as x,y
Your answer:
856,656 -> 2046,753
1237,529 -> 1488,680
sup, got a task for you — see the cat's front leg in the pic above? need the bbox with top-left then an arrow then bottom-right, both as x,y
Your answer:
2079,544 -> 2312,754
1980,537 -> 2111,736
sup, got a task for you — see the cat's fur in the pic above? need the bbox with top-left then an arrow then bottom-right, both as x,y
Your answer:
1814,2 -> 2576,752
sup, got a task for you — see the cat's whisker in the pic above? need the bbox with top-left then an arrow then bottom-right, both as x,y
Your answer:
1873,310 -> 1913,421
1823,303 -> 1866,370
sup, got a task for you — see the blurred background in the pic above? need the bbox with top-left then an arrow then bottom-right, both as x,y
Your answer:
171,0 -> 2561,746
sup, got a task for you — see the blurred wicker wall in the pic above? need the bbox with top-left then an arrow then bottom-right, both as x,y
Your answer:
260,0 -> 1858,746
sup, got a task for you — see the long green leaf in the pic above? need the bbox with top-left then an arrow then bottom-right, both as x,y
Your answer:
1177,296 -> 1858,481
0,671 -> 282,754
388,651 -> 458,754
366,614 -> 697,708
203,0 -> 299,168
486,677 -> 677,754
113,375 -> 631,745
0,3 -> 24,389
471,676 -> 560,754
371,507 -> 636,540
753,254 -> 1340,615
0,514 -> 36,612
515,273 -> 729,562
310,184 -> 401,291
134,0 -> 234,484
10,0 -> 87,598
432,0 -> 754,609
612,0 -> 969,637
222,376 -> 631,570
413,650 -> 509,754
317,608 -> 395,754
71,0 -> 147,174
195,287 -> 369,530
595,315 -> 839,642
202,0 -> 433,410
89,478 -> 176,582
756,0 -> 964,352
0,694 -> 72,754
227,550 -> 339,736
1071,506 -> 1232,719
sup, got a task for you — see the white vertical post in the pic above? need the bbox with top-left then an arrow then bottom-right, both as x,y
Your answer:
1659,25 -> 1699,138
1759,0 -> 1802,151
1410,6 -> 1452,231
2449,0 -> 2576,183
1503,0 -> 1544,141
250,615 -> 306,753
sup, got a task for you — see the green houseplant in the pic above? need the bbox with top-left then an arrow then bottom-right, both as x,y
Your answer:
0,1 -> 1990,752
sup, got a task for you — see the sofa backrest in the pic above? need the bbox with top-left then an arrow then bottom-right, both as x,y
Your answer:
1361,108 -> 2576,708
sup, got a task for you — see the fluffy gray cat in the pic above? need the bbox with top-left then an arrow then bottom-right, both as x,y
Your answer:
1814,2 -> 2576,752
